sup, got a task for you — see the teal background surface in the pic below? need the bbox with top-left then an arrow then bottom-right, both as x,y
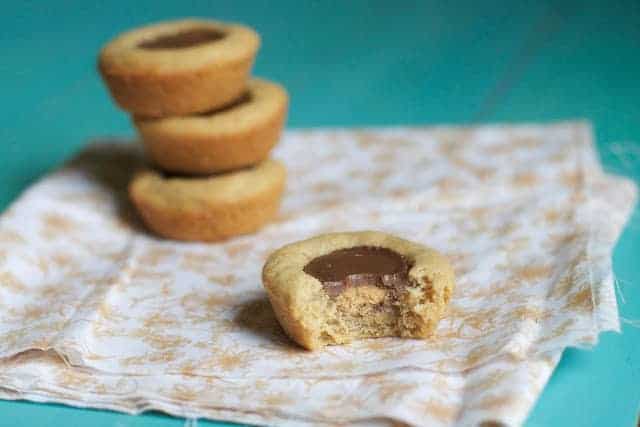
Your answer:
1,1 -> 639,426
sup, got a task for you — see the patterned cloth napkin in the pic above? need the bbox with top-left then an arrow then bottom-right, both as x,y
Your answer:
0,122 -> 635,426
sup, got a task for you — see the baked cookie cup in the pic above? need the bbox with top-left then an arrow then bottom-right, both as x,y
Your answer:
134,78 -> 288,174
262,231 -> 454,350
99,19 -> 260,117
129,159 -> 285,242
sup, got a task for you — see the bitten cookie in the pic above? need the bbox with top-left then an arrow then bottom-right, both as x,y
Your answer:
129,159 -> 286,242
99,19 -> 260,117
134,78 -> 288,174
262,231 -> 454,350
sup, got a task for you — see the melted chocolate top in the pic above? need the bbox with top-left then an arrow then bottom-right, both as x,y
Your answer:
195,92 -> 253,116
139,28 -> 225,50
303,246 -> 410,297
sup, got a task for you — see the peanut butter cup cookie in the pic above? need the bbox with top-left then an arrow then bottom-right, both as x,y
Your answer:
129,159 -> 285,241
262,231 -> 454,350
99,19 -> 260,117
134,78 -> 288,174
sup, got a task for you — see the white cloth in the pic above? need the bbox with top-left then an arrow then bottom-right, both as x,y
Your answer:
0,122 -> 635,426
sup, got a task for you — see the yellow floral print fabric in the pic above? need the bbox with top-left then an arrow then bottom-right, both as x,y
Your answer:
0,122 -> 635,426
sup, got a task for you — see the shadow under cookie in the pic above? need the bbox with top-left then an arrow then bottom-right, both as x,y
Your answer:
63,140 -> 151,235
233,296 -> 301,351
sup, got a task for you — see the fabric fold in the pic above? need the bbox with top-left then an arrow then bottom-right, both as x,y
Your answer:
0,349 -> 561,426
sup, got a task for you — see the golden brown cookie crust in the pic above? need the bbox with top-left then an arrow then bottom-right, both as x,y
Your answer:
134,78 -> 288,174
262,231 -> 455,350
129,159 -> 286,242
99,19 -> 260,117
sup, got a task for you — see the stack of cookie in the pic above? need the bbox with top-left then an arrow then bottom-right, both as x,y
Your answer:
98,19 -> 288,242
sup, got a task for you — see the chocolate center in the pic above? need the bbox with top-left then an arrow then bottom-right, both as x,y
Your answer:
195,92 -> 253,116
138,28 -> 225,50
303,246 -> 411,297
159,163 -> 256,179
